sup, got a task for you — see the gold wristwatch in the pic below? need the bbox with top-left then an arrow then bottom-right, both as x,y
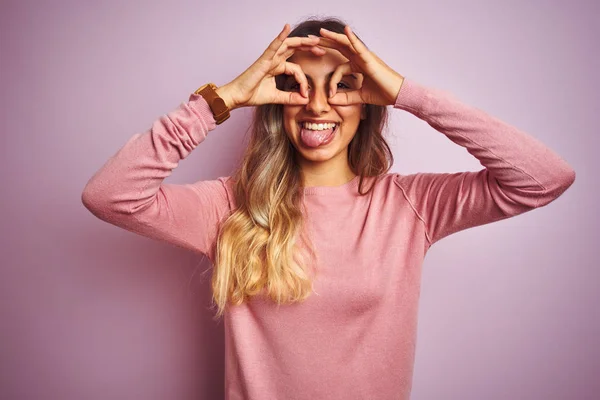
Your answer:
194,83 -> 231,125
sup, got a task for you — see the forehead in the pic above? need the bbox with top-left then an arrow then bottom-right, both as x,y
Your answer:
288,48 -> 349,79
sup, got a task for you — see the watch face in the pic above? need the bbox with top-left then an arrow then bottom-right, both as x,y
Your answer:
212,97 -> 227,113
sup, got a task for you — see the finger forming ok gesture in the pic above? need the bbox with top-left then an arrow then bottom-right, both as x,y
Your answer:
316,26 -> 405,106
223,24 -> 326,108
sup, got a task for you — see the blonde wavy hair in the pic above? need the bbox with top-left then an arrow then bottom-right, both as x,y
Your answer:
210,17 -> 394,319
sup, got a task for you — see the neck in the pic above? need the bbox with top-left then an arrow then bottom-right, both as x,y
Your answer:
299,165 -> 357,188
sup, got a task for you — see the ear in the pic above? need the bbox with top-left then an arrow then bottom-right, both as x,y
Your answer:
360,104 -> 367,120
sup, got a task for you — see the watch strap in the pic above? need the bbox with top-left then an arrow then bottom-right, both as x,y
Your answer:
194,83 -> 231,125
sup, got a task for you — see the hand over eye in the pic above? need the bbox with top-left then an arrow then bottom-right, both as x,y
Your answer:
217,24 -> 327,108
316,26 -> 405,106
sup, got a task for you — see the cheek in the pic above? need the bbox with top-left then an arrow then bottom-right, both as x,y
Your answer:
282,109 -> 296,137
334,105 -> 363,123
283,107 -> 303,133
283,107 -> 298,122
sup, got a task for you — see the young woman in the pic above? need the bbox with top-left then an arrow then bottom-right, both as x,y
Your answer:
82,17 -> 576,400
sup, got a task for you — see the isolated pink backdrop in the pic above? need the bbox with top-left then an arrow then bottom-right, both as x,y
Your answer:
1,1 -> 597,399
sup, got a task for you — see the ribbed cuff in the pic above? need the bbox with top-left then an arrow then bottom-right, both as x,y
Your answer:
187,92 -> 217,130
393,78 -> 429,113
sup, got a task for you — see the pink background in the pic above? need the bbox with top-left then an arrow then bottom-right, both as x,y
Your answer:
1,1 -> 597,399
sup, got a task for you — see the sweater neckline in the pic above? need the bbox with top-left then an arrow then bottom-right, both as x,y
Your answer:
301,175 -> 361,196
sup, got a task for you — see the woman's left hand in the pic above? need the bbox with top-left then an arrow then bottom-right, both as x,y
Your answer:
316,26 -> 405,106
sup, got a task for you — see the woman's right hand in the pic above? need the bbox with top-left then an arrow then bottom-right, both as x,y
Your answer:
215,23 -> 325,109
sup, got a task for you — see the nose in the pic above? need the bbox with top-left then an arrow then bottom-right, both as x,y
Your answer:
305,85 -> 331,115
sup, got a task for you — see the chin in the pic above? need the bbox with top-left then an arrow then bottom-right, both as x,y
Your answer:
299,150 -> 340,162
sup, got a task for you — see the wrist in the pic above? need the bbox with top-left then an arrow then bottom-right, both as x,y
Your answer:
395,75 -> 405,103
215,84 -> 237,111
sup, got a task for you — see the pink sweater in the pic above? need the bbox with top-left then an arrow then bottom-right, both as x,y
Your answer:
82,78 -> 575,399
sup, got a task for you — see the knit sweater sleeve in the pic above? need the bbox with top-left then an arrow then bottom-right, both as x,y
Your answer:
392,78 -> 576,249
81,93 -> 233,262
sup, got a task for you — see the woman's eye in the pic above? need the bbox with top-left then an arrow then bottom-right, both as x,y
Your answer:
286,82 -> 349,91
283,82 -> 301,91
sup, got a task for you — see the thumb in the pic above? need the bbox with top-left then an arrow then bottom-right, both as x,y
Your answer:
274,90 -> 310,106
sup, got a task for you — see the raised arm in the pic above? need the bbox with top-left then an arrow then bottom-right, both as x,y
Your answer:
81,94 -> 233,260
392,79 -> 576,248
313,26 -> 575,249
82,24 -> 329,260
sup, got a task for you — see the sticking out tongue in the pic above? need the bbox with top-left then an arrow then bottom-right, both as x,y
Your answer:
300,125 -> 336,148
